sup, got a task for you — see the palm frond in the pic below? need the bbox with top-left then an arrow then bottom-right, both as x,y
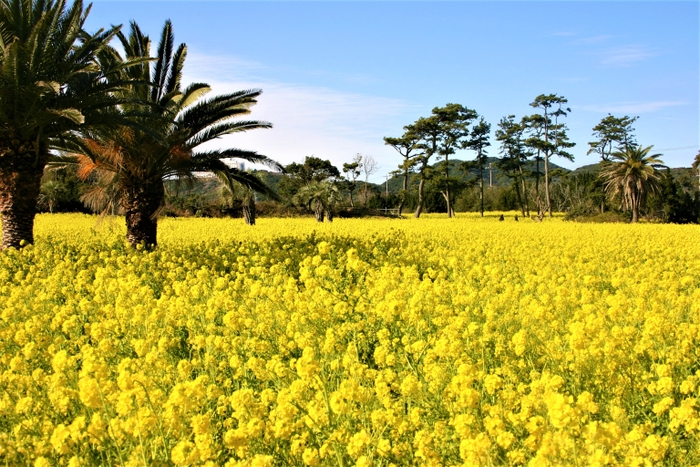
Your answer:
177,82 -> 211,109
150,19 -> 174,103
163,43 -> 186,96
176,89 -> 262,132
185,120 -> 272,149
193,149 -> 283,171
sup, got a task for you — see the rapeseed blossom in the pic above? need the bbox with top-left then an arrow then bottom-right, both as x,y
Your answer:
0,213 -> 698,465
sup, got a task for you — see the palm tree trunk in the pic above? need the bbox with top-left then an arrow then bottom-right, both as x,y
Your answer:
124,180 -> 164,248
243,196 -> 256,225
0,144 -> 48,249
313,200 -> 324,222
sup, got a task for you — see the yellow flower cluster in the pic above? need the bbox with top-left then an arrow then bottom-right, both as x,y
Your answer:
1,213 -> 699,466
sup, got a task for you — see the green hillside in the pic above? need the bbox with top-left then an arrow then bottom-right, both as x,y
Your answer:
570,162 -> 697,182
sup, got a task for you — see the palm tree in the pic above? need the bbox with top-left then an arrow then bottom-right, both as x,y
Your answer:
294,181 -> 341,222
38,180 -> 67,213
68,21 -> 280,247
600,145 -> 665,222
220,182 -> 258,225
0,0 -> 125,249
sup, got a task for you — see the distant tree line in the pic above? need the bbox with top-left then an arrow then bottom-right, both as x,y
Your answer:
37,129 -> 700,227
383,96 -> 699,223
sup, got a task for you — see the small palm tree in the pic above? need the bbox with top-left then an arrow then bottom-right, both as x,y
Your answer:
220,182 -> 258,225
294,181 -> 341,222
600,145 -> 665,222
38,180 -> 67,213
67,21 -> 280,247
0,0 -> 126,249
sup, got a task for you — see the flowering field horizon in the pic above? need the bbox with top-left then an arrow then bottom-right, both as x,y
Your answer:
1,214 -> 699,466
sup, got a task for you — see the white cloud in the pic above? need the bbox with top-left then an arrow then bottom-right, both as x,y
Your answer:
580,101 -> 687,114
558,77 -> 590,83
599,45 -> 657,66
183,52 -> 421,183
185,49 -> 268,80
574,34 -> 614,45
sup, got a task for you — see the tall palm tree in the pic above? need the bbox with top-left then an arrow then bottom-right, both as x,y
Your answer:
0,0 -> 125,249
69,21 -> 280,247
600,145 -> 665,222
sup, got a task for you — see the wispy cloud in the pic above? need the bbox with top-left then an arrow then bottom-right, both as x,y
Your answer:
599,45 -> 658,66
574,34 -> 614,45
182,52 -> 421,180
557,77 -> 590,83
185,50 -> 268,81
287,66 -> 382,86
580,101 -> 687,114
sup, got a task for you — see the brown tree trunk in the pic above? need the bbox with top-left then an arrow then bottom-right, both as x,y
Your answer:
479,161 -> 484,217
535,155 -> 543,216
313,199 -> 324,222
0,142 -> 48,249
513,180 -> 525,217
398,166 -> 409,217
325,207 -> 334,222
124,180 -> 164,248
519,165 -> 530,217
444,154 -> 452,218
544,154 -> 552,217
414,159 -> 428,219
414,176 -> 425,218
631,192 -> 639,223
243,195 -> 256,225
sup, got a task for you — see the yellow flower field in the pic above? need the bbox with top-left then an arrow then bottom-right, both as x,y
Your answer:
1,213 -> 699,466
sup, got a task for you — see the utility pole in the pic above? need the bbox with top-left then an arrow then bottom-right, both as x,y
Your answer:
384,175 -> 390,197
488,163 -> 493,187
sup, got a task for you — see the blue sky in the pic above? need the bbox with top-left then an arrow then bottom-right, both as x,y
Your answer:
87,1 -> 699,182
